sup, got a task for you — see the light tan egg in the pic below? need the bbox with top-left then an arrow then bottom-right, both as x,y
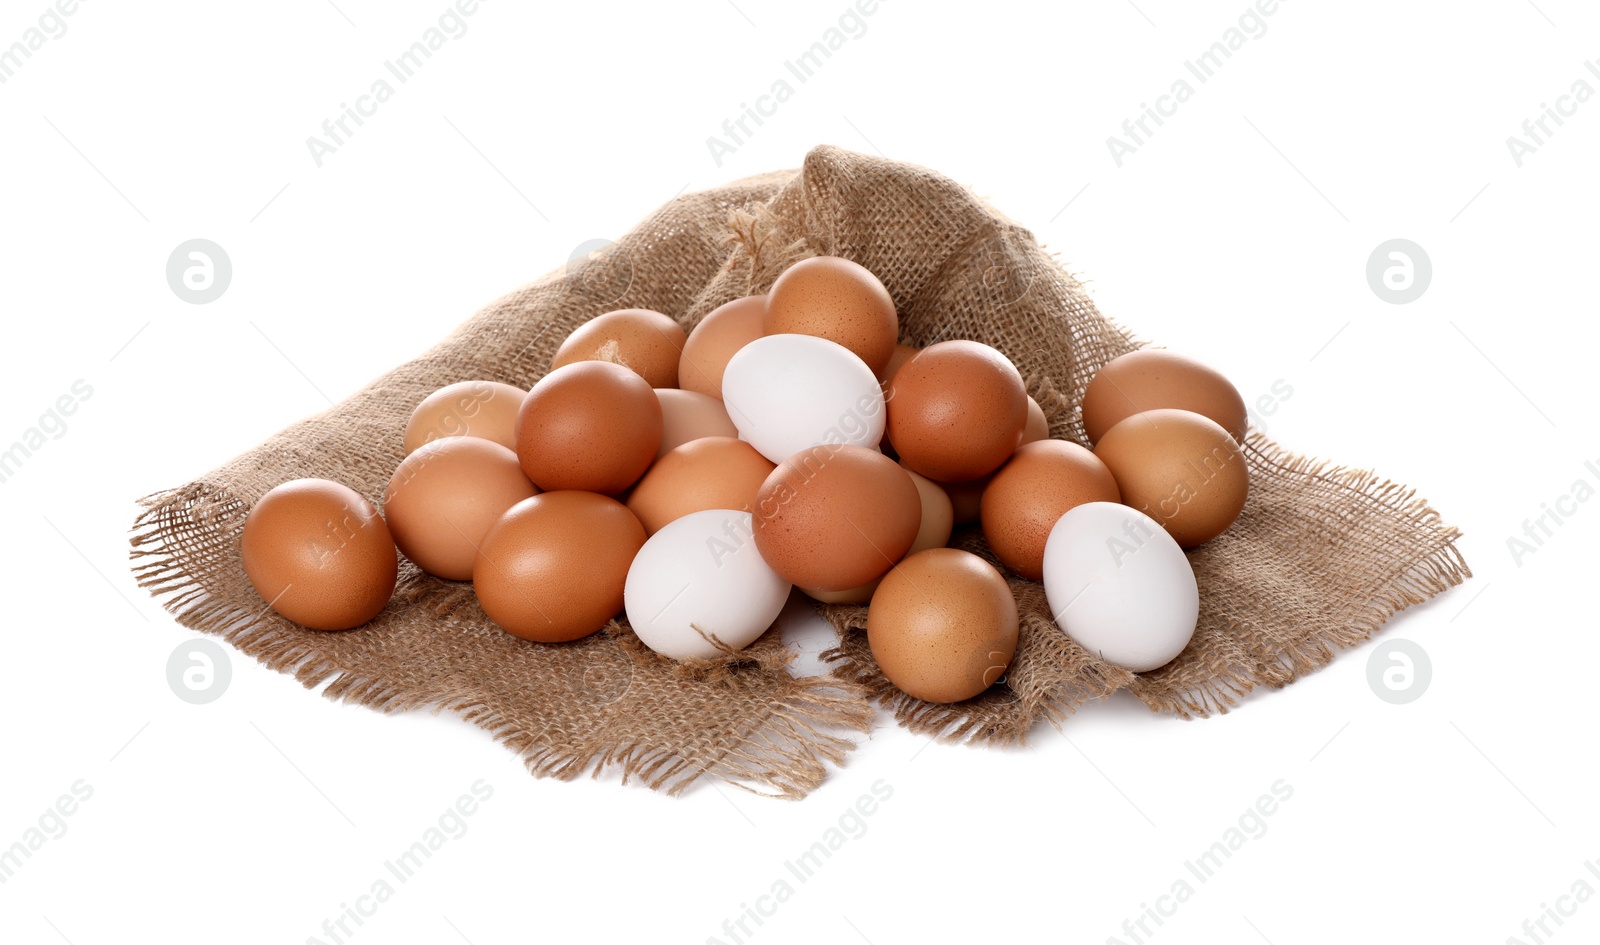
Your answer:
551,308 -> 687,388
654,388 -> 738,457
1093,408 -> 1249,547
383,437 -> 538,581
403,381 -> 526,455
625,436 -> 776,535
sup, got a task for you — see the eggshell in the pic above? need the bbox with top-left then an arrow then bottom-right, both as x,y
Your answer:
654,388 -> 738,457
876,343 -> 921,387
981,440 -> 1121,581
624,510 -> 791,661
1081,349 -> 1248,444
240,478 -> 398,631
721,334 -> 885,464
1041,501 -> 1198,672
383,437 -> 539,581
626,436 -> 776,535
867,548 -> 1018,703
678,295 -> 766,399
473,491 -> 646,642
804,467 -> 953,604
886,340 -> 1028,482
753,444 -> 920,591
515,360 -> 662,494
1020,396 -> 1049,445
765,256 -> 898,375
403,380 -> 526,454
550,308 -> 687,388
1093,408 -> 1248,547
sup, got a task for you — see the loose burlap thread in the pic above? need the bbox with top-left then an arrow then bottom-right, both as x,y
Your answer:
131,146 -> 1469,798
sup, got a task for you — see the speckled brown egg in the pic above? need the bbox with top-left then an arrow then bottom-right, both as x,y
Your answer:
753,444 -> 919,591
654,388 -> 737,457
1094,408 -> 1249,547
403,380 -> 526,454
626,436 -> 776,535
981,440 -> 1120,581
678,295 -> 766,399
383,437 -> 538,581
1081,349 -> 1248,444
804,467 -> 953,605
765,256 -> 898,375
473,491 -> 646,642
515,361 -> 662,494
887,340 -> 1028,482
240,478 -> 398,631
867,548 -> 1019,704
551,308 -> 688,388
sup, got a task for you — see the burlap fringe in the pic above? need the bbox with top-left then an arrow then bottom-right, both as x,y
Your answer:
130,482 -> 873,800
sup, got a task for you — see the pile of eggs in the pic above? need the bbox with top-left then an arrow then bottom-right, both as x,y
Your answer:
239,256 -> 1251,705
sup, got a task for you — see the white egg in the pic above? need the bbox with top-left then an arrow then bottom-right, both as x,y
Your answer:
623,509 -> 792,661
720,333 -> 885,464
1041,501 -> 1199,672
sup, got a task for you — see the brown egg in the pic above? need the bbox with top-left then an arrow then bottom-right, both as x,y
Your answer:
1094,408 -> 1249,547
654,388 -> 737,457
804,467 -> 953,604
981,440 -> 1121,581
753,444 -> 920,591
942,475 -> 989,525
886,340 -> 1028,482
876,342 -> 921,387
765,256 -> 898,375
383,437 -> 539,581
1082,349 -> 1248,444
678,295 -> 766,399
516,361 -> 662,494
473,491 -> 646,642
240,479 -> 398,631
1021,396 -> 1049,445
403,380 -> 526,454
626,436 -> 776,535
867,548 -> 1019,704
551,308 -> 687,388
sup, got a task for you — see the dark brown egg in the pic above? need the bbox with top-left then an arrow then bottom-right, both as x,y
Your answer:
1081,349 -> 1248,444
383,437 -> 538,581
752,444 -> 920,591
981,440 -> 1120,581
473,491 -> 647,642
886,340 -> 1028,482
516,361 -> 662,494
551,308 -> 687,388
1093,408 -> 1249,547
867,548 -> 1018,703
765,256 -> 898,375
240,478 -> 398,630
678,295 -> 766,399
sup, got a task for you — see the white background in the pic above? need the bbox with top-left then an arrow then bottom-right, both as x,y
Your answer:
2,1 -> 1596,943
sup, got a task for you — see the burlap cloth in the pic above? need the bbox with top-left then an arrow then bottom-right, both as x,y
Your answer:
131,146 -> 1469,798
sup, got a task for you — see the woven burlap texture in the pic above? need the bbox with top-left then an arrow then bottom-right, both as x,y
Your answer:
131,145 -> 1469,798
